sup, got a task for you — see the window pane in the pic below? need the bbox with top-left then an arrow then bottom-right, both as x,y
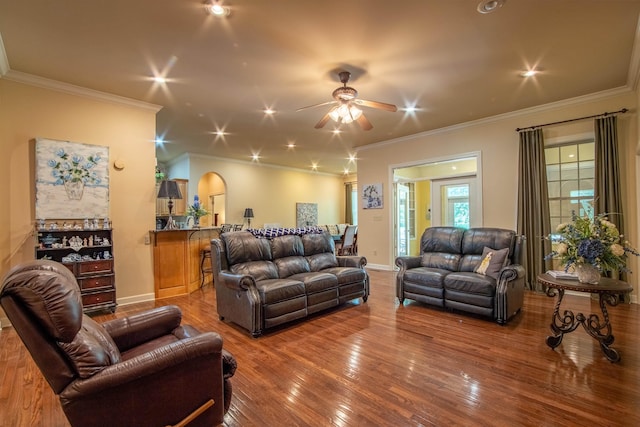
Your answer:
549,199 -> 561,216
580,160 -> 595,178
546,164 -> 560,181
545,147 -> 560,164
560,162 -> 578,179
579,179 -> 594,192
560,180 -> 579,197
560,145 -> 578,162
579,142 -> 595,161
548,181 -> 560,198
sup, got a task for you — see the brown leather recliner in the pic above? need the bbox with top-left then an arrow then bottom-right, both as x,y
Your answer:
0,260 -> 236,427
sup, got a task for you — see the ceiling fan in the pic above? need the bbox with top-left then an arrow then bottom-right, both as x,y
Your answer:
298,71 -> 397,131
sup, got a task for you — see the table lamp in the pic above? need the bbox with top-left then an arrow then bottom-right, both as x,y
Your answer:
157,180 -> 183,230
244,208 -> 254,229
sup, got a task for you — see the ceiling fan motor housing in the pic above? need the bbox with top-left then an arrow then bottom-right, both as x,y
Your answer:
333,86 -> 358,101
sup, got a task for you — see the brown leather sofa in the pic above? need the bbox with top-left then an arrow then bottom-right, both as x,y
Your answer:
395,227 -> 526,324
211,230 -> 369,337
0,260 -> 236,427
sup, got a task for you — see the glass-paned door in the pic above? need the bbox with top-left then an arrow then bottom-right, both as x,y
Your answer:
431,178 -> 480,228
396,183 -> 410,256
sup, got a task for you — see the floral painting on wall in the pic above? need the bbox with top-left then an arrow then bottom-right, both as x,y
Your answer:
296,203 -> 318,227
35,138 -> 109,219
362,183 -> 383,209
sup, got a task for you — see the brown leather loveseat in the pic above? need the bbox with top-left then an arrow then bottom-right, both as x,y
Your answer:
395,227 -> 526,324
211,229 -> 369,337
0,260 -> 236,427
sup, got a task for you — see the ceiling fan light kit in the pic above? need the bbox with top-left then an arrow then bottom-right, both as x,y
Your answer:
299,70 -> 397,131
477,0 -> 506,14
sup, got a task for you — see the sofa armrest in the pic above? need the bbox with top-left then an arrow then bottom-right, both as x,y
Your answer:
395,256 -> 421,270
495,264 -> 526,324
62,332 -> 223,398
219,271 -> 257,292
102,305 -> 183,352
60,332 -> 226,426
337,255 -> 367,268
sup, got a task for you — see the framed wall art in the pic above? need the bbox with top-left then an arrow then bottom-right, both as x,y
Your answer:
35,138 -> 109,219
362,183 -> 383,209
296,202 -> 318,227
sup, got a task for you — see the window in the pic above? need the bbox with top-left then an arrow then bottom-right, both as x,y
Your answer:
408,183 -> 416,238
545,141 -> 595,233
351,187 -> 358,225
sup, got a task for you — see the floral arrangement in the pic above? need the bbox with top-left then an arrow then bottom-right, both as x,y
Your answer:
48,148 -> 101,185
546,212 -> 639,273
187,195 -> 209,219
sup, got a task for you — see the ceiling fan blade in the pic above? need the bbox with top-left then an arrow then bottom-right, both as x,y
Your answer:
356,113 -> 373,131
354,98 -> 398,112
314,108 -> 336,129
297,100 -> 337,112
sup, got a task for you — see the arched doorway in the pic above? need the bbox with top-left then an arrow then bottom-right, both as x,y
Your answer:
196,172 -> 226,227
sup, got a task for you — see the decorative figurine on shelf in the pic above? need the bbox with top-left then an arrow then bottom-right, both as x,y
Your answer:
63,222 -> 72,230
93,217 -> 100,230
49,222 -> 58,230
102,238 -> 110,246
84,218 -> 90,230
103,251 -> 112,259
69,236 -> 83,252
38,219 -> 46,230
62,236 -> 68,247
73,222 -> 82,230
88,236 -> 94,246
103,217 -> 110,229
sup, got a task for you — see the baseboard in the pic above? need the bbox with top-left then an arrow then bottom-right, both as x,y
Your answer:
365,263 -> 394,271
116,293 -> 156,307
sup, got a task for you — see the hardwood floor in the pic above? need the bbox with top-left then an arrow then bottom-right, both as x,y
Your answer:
1,269 -> 639,426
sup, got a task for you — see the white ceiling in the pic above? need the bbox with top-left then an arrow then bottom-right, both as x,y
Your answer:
1,0 -> 639,174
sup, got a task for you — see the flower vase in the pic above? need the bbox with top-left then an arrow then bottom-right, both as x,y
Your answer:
576,263 -> 600,284
193,216 -> 200,228
64,180 -> 85,200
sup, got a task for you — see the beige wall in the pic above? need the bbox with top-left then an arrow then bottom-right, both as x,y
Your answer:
357,89 -> 638,289
0,79 -> 158,325
177,154 -> 345,228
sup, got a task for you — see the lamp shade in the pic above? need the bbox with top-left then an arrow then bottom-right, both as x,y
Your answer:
243,208 -> 254,219
157,180 -> 183,199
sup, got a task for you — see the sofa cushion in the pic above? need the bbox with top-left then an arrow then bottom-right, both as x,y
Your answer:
474,247 -> 509,279
444,272 -> 496,296
308,253 -> 339,271
58,315 -> 121,378
321,266 -> 367,285
230,260 -> 278,281
420,227 -> 464,254
270,235 -> 305,258
302,232 -> 335,255
275,257 -> 310,278
255,278 -> 306,304
290,272 -> 338,293
403,267 -> 449,288
224,231 -> 272,264
420,253 -> 461,271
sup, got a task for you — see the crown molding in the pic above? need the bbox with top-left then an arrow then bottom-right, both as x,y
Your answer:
0,33 -> 9,75
627,13 -> 640,90
2,69 -> 163,113
357,86 -> 633,153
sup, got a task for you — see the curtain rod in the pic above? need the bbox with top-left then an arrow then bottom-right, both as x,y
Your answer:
515,108 -> 628,132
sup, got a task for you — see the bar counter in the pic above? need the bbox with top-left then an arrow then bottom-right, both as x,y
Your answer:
150,227 -> 221,298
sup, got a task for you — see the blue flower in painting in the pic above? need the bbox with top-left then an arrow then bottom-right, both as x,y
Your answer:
48,148 -> 101,185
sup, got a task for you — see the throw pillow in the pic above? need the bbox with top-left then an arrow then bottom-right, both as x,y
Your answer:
474,246 -> 509,279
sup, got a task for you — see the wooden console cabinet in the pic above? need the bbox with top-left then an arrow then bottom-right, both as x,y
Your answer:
35,225 -> 116,313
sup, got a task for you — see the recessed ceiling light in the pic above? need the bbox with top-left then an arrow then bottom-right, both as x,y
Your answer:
153,76 -> 167,84
520,69 -> 539,77
206,0 -> 230,17
311,163 -> 318,171
264,108 -> 276,115
348,154 -> 357,163
287,142 -> 296,148
251,154 -> 260,161
477,0 -> 506,14
332,129 -> 341,135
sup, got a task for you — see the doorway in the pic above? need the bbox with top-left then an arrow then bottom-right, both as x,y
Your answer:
209,193 -> 225,226
393,154 -> 481,257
